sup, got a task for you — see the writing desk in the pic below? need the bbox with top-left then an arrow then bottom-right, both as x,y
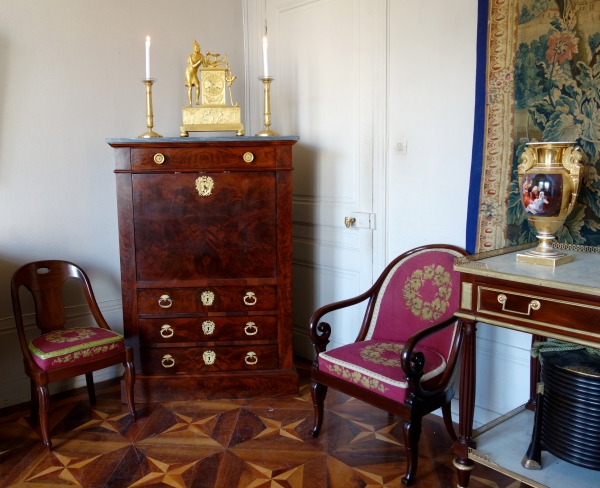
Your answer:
452,245 -> 600,487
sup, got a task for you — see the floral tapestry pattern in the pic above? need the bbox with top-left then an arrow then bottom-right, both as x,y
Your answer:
473,0 -> 600,251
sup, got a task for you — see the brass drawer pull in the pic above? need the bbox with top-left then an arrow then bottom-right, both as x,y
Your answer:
201,291 -> 215,306
158,295 -> 173,308
160,324 -> 174,338
161,354 -> 175,368
497,294 -> 541,315
203,350 -> 216,365
202,320 -> 216,335
243,291 -> 257,306
196,176 -> 214,197
245,351 -> 258,365
154,153 -> 165,164
244,322 -> 258,336
243,152 -> 254,163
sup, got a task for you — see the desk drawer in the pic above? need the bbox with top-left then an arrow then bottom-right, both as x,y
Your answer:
140,345 -> 278,374
137,285 -> 277,314
139,316 -> 277,344
131,146 -> 275,170
477,285 -> 600,337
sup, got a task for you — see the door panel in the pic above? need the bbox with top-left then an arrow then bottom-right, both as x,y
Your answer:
248,0 -> 386,357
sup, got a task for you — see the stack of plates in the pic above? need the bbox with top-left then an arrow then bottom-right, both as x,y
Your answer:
541,348 -> 600,471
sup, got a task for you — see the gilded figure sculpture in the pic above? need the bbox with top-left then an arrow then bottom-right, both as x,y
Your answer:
185,40 -> 206,106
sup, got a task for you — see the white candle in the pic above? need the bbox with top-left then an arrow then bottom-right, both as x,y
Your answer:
262,36 -> 268,77
145,36 -> 151,79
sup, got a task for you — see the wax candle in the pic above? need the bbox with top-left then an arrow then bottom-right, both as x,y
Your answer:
145,36 -> 151,79
262,36 -> 268,77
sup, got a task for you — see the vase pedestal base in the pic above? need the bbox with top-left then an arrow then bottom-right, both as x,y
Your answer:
516,251 -> 573,267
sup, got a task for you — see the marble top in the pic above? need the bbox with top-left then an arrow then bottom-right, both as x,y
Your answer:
455,249 -> 600,297
106,136 -> 299,144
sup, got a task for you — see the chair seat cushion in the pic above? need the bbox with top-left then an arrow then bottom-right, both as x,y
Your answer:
318,340 -> 446,403
28,327 -> 124,370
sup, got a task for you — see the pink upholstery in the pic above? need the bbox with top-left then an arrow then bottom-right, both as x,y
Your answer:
365,249 -> 462,361
319,340 -> 446,403
28,327 -> 124,370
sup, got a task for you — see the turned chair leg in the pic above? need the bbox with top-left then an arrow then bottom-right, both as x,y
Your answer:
124,360 -> 137,420
441,402 -> 457,442
310,381 -> 327,437
401,417 -> 423,486
85,372 -> 96,405
37,384 -> 52,450
30,379 -> 39,423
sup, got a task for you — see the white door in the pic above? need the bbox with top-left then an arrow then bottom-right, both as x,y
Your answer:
246,0 -> 387,357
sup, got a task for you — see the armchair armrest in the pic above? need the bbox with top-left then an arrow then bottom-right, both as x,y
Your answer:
401,316 -> 464,402
308,288 -> 375,360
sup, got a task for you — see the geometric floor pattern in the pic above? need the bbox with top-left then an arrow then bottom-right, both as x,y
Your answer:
0,361 -> 533,488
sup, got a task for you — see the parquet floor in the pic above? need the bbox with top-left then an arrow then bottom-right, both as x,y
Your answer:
0,360 -> 532,487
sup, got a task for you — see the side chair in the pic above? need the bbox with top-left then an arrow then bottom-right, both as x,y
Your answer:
11,260 -> 136,450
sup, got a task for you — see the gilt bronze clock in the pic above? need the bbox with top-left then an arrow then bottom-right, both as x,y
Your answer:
180,40 -> 244,136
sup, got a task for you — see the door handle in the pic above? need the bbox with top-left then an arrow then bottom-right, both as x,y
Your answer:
344,217 -> 356,228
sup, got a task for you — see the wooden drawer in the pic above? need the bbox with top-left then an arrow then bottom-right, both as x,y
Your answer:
139,345 -> 278,374
131,146 -> 276,170
132,172 -> 277,281
477,285 -> 600,339
137,285 -> 277,314
139,316 -> 277,344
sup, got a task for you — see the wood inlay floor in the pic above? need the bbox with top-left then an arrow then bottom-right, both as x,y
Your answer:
0,360 -> 532,487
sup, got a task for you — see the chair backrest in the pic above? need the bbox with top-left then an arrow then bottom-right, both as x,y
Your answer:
365,246 -> 466,360
11,260 -> 93,334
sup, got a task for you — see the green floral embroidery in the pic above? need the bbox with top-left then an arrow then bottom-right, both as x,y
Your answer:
51,342 -> 119,366
326,364 -> 387,393
403,264 -> 452,321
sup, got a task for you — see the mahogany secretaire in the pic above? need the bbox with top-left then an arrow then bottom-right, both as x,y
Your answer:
108,137 -> 299,401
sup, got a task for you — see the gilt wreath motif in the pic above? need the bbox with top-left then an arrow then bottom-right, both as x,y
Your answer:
402,264 -> 452,322
45,328 -> 98,344
360,342 -> 403,367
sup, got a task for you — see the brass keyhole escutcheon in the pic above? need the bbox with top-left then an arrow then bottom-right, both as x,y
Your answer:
160,324 -> 174,338
202,320 -> 216,335
154,153 -> 165,164
158,295 -> 173,309
203,350 -> 216,365
196,176 -> 215,197
345,217 -> 356,228
243,152 -> 254,163
201,291 -> 215,306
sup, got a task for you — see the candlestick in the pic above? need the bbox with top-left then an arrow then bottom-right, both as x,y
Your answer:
262,36 -> 268,77
139,78 -> 162,138
256,76 -> 279,136
145,36 -> 151,79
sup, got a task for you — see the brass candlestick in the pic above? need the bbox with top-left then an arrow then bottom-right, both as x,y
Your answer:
139,79 -> 162,138
256,76 -> 279,136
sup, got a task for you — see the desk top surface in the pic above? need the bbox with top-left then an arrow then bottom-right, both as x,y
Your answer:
455,248 -> 600,297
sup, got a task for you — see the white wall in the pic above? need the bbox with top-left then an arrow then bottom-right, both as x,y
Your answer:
0,0 -> 245,408
387,1 -> 530,427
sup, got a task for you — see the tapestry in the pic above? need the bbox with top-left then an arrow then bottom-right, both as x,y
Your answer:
467,0 -> 600,252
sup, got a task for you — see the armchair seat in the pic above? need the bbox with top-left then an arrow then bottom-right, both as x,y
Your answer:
29,327 -> 125,370
319,340 -> 446,402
